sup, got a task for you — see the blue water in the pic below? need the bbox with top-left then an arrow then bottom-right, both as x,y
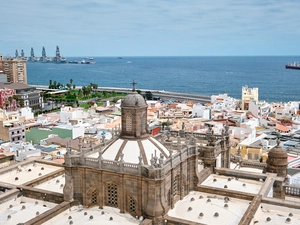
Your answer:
26,56 -> 300,103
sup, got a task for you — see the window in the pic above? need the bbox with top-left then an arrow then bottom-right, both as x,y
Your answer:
174,175 -> 179,196
129,197 -> 136,216
126,115 -> 132,132
141,114 -> 146,131
91,190 -> 97,205
248,153 -> 252,160
107,183 -> 118,207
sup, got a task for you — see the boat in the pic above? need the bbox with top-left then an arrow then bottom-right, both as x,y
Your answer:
80,60 -> 96,64
53,46 -> 67,63
84,57 -> 94,60
285,62 -> 300,70
68,61 -> 79,64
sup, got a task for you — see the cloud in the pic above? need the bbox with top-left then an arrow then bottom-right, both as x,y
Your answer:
1,0 -> 300,56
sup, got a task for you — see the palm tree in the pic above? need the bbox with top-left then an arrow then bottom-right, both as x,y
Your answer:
8,97 -> 13,111
70,79 -> 73,86
13,95 -> 20,108
73,84 -> 76,90
19,100 -> 24,107
5,100 -> 9,111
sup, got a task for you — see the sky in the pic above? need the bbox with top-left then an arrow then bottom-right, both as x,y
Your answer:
1,0 -> 300,57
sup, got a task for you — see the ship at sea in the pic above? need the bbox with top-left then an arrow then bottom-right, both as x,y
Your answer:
285,62 -> 300,70
28,47 -> 40,62
52,46 -> 67,63
40,47 -> 52,62
24,46 -> 66,63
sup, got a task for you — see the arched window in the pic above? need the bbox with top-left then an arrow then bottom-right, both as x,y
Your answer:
107,183 -> 118,207
91,189 -> 97,205
129,196 -> 137,216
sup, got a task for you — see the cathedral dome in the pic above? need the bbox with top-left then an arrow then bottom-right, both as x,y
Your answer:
268,139 -> 287,158
122,91 -> 146,107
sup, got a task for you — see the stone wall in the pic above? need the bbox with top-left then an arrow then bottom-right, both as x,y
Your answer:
20,185 -> 64,204
164,215 -> 205,225
238,195 -> 262,225
24,201 -> 72,225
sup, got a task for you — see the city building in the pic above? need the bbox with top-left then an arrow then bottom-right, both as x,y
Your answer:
0,83 -> 17,111
0,109 -> 25,143
241,85 -> 258,110
4,82 -> 43,111
0,54 -> 27,84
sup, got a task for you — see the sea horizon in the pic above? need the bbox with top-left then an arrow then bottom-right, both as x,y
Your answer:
26,56 -> 300,103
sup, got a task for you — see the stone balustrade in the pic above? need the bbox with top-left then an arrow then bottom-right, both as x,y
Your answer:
284,185 -> 300,196
241,160 -> 267,170
65,144 -> 198,179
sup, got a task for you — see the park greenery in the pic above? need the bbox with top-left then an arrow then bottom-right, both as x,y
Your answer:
34,80 -> 154,115
38,80 -> 127,112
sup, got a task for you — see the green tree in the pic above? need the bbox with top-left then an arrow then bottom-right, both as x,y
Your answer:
8,96 -> 13,111
73,84 -> 76,90
5,100 -> 9,110
13,95 -> 20,107
19,100 -> 24,107
70,79 -> 73,85
145,91 -> 153,100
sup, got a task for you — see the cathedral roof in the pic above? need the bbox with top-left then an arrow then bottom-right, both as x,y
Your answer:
94,137 -> 169,165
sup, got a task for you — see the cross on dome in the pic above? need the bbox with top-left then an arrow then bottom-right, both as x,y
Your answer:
131,80 -> 137,92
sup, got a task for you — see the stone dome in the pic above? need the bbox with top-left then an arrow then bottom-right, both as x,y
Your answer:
268,139 -> 287,158
266,137 -> 288,177
122,91 -> 146,107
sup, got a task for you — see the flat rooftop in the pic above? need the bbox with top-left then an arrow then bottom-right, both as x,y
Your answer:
168,191 -> 250,225
43,205 -> 140,225
0,162 -> 62,185
34,173 -> 65,193
202,174 -> 263,194
0,196 -> 57,225
250,203 -> 300,225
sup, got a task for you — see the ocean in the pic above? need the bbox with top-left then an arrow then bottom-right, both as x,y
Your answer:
26,56 -> 300,103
